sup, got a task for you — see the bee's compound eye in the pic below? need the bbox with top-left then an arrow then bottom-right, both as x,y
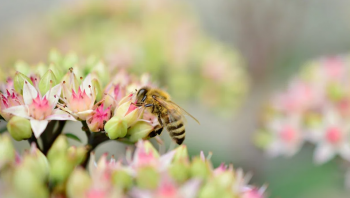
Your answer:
137,89 -> 147,102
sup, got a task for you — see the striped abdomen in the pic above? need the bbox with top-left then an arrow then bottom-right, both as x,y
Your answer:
162,111 -> 185,145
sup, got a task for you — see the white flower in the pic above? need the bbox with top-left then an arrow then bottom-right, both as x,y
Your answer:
4,81 -> 76,138
309,109 -> 350,164
265,114 -> 304,157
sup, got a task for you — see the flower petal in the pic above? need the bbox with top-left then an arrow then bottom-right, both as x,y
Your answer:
46,109 -> 76,121
159,150 -> 176,171
23,80 -> 38,105
30,119 -> 48,138
314,143 -> 336,164
44,83 -> 62,109
180,179 -> 201,198
3,105 -> 30,119
339,143 -> 350,161
76,110 -> 94,120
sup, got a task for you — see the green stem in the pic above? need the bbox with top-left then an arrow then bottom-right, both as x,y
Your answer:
81,131 -> 110,168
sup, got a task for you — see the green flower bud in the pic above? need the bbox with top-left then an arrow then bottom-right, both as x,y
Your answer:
327,83 -> 344,101
198,180 -> 233,198
13,71 -> 33,93
136,166 -> 160,189
253,130 -> 273,149
169,162 -> 190,183
47,135 -> 69,161
49,156 -> 75,183
14,60 -> 30,76
190,157 -> 211,179
67,146 -> 87,165
7,116 -> 32,141
49,63 -> 64,82
67,167 -> 92,198
22,147 -> 49,181
115,101 -> 140,127
92,78 -> 103,102
13,166 -> 49,198
112,170 -> 133,190
127,121 -> 154,142
48,49 -> 62,64
105,117 -> 128,139
0,134 -> 15,165
39,69 -> 58,95
214,171 -> 235,189
173,145 -> 189,163
62,52 -> 79,69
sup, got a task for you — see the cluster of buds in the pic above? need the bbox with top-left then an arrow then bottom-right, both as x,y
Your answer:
67,140 -> 266,198
255,55 -> 350,183
0,134 -> 266,198
0,0 -> 248,114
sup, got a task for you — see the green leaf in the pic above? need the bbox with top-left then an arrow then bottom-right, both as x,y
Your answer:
64,133 -> 82,143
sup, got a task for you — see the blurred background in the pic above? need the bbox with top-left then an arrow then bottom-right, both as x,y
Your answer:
1,0 -> 350,197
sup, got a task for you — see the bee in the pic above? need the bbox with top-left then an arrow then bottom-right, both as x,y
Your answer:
134,86 -> 199,145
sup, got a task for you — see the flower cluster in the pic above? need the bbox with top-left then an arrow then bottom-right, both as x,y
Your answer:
0,133 -> 266,198
0,54 -> 159,144
0,0 -> 248,114
255,55 -> 350,165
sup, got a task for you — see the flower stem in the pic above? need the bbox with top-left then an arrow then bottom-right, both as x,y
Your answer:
43,121 -> 66,155
81,129 -> 110,168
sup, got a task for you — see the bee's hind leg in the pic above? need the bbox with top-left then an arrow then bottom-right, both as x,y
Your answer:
156,115 -> 163,135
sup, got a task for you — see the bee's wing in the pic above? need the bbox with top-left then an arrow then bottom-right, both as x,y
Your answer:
153,96 -> 200,124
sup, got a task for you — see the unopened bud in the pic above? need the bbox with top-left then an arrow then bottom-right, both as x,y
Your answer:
198,180 -> 233,198
253,130 -> 273,149
173,145 -> 189,163
92,78 -> 103,102
115,101 -> 140,127
127,121 -> 154,142
105,117 -> 128,139
136,166 -> 160,189
67,167 -> 92,198
14,71 -> 33,93
22,146 -> 49,181
67,146 -> 87,165
39,70 -> 58,95
13,166 -> 49,198
169,162 -> 190,183
112,170 -> 133,190
49,155 -> 75,183
190,157 -> 211,179
0,134 -> 15,165
7,116 -> 32,141
47,135 -> 69,161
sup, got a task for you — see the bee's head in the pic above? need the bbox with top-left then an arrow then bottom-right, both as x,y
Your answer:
135,87 -> 149,105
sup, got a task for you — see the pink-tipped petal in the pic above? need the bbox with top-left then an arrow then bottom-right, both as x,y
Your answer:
3,105 -> 30,119
30,119 -> 49,138
23,81 -> 38,105
159,150 -> 176,171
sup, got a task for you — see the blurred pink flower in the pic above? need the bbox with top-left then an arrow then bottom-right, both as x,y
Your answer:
309,109 -> 350,164
265,115 -> 304,157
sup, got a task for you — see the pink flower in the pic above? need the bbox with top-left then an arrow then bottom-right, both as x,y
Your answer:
308,109 -> 350,164
0,89 -> 23,121
131,141 -> 175,171
130,175 -> 200,198
87,103 -> 112,132
60,74 -> 97,120
4,81 -> 75,138
265,115 -> 304,157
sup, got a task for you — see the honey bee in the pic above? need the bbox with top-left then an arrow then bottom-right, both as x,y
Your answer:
134,87 -> 199,145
